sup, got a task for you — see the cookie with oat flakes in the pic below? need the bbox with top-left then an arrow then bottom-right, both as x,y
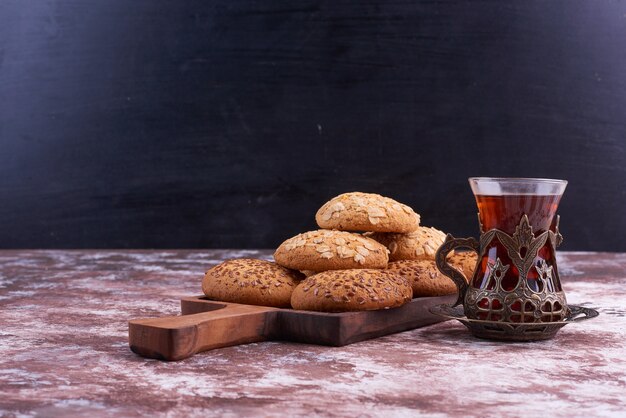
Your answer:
315,192 -> 420,233
386,259 -> 467,297
290,269 -> 412,312
202,258 -> 303,308
365,226 -> 447,262
447,251 -> 478,281
274,230 -> 389,272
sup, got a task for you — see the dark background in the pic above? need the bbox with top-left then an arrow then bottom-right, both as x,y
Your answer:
1,1 -> 625,250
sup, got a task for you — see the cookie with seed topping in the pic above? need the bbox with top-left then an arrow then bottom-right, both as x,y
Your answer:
448,251 -> 478,281
386,259 -> 465,297
290,269 -> 412,312
274,230 -> 389,272
365,226 -> 446,261
202,258 -> 303,308
315,192 -> 420,233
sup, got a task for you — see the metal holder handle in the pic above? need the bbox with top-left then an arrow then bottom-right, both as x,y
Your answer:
435,234 -> 479,307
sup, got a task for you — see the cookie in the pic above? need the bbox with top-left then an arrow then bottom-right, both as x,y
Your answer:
202,258 -> 303,308
290,269 -> 413,312
315,192 -> 420,233
274,230 -> 389,272
365,226 -> 446,261
448,251 -> 478,281
386,259 -> 462,297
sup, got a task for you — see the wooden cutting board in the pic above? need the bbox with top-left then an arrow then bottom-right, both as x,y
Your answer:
128,294 -> 454,361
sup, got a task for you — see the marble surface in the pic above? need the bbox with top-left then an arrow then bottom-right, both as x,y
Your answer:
0,250 -> 625,418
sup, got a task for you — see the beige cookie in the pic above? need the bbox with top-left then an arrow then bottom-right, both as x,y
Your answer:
274,230 -> 389,272
315,192 -> 420,233
366,226 -> 446,261
386,259 -> 465,297
291,269 -> 413,312
448,251 -> 478,281
202,258 -> 303,308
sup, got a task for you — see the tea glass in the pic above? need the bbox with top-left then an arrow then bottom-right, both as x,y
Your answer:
436,177 -> 568,325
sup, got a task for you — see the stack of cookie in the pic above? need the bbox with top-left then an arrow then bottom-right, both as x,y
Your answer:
202,192 -> 476,313
275,192 -> 476,308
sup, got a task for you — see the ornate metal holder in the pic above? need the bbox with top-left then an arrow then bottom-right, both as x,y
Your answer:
432,214 -> 598,341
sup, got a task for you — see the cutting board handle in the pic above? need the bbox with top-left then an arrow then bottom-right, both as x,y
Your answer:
128,303 -> 277,361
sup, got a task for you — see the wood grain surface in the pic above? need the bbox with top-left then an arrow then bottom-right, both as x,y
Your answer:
130,302 -> 278,361
129,294 -> 453,360
1,1 -> 625,250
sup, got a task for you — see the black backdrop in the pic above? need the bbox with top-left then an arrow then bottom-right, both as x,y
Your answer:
1,1 -> 625,251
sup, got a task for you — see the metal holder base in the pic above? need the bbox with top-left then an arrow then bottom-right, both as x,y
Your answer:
429,304 -> 599,341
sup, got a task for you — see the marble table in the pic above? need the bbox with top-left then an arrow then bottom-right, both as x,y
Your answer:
1,250 -> 624,417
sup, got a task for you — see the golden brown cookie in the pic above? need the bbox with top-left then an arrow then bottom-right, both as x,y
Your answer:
448,251 -> 478,281
365,226 -> 446,261
202,258 -> 303,308
274,230 -> 389,272
386,259 -> 460,297
315,192 -> 420,233
290,269 -> 412,312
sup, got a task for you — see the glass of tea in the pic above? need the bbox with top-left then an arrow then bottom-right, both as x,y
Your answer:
436,177 -> 568,324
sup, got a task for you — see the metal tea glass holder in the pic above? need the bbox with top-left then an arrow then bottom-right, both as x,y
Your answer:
430,177 -> 598,341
